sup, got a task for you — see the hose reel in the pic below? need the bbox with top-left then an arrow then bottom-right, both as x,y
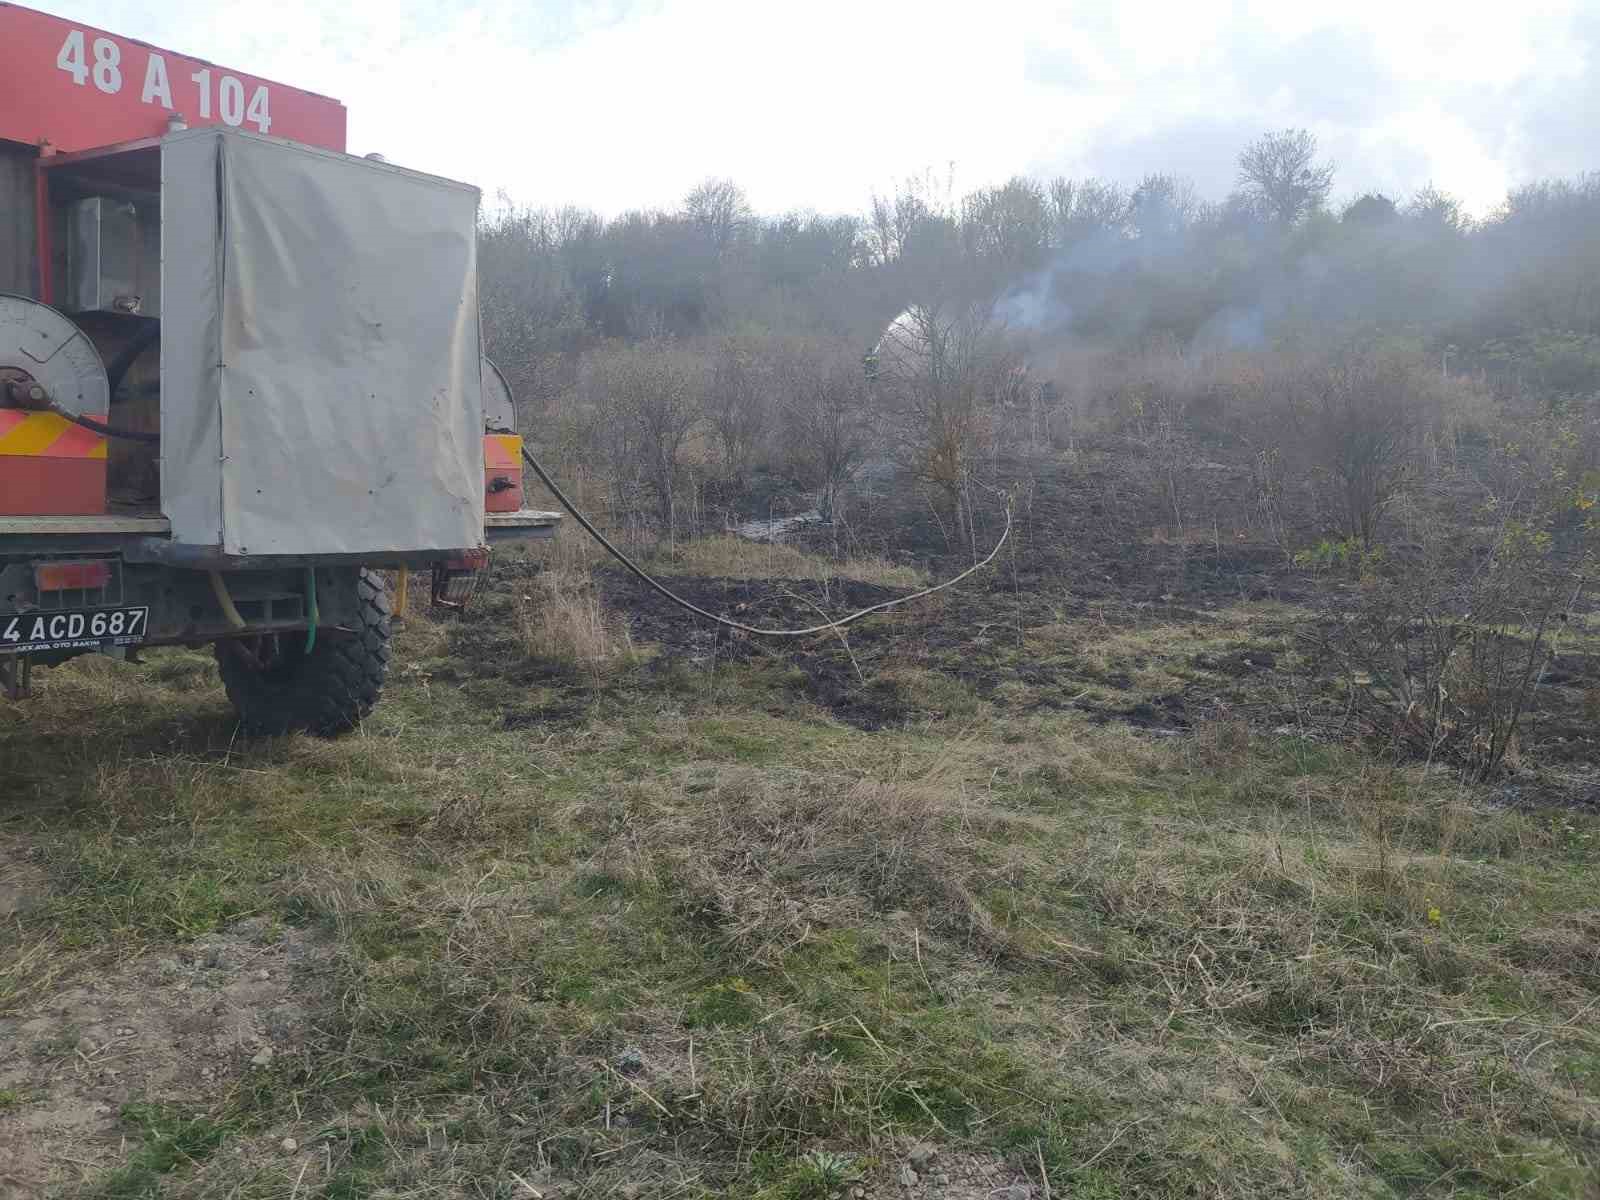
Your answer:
0,294 -> 158,442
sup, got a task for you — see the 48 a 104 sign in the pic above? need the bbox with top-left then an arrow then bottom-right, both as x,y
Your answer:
55,27 -> 274,133
0,3 -> 346,153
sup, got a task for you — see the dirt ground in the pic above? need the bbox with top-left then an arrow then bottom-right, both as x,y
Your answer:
0,914 -> 331,1199
0,839 -> 46,929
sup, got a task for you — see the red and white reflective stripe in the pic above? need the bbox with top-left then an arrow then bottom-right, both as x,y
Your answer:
0,411 -> 108,459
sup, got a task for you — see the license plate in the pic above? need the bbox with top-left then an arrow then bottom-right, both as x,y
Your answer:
1,606 -> 149,654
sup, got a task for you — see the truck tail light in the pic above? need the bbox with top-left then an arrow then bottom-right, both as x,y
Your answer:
35,560 -> 112,590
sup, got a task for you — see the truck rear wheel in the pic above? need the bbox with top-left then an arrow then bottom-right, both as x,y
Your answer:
215,569 -> 392,735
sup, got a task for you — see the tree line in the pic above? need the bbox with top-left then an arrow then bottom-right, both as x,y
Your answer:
481,130 -> 1600,409
479,128 -> 1599,585
479,132 -> 1599,784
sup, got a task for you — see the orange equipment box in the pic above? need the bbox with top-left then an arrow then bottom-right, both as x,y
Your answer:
484,433 -> 524,513
0,411 -> 109,515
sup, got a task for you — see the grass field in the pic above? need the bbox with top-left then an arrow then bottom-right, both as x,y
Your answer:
3,531 -> 1600,1199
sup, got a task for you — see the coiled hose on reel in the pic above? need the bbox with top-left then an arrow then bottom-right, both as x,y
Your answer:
50,321 -> 162,443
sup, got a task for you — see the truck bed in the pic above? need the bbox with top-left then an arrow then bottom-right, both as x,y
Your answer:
0,513 -> 172,536
1,511 -> 561,539
486,510 -> 563,541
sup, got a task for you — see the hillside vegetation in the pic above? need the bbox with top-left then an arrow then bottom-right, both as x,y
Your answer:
3,131 -> 1600,1198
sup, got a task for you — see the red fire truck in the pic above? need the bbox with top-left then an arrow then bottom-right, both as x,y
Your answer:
0,3 -> 557,731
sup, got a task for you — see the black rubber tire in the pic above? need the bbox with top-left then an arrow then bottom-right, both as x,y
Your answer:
215,568 -> 392,736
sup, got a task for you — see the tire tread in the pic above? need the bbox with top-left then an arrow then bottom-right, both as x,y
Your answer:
215,568 -> 392,736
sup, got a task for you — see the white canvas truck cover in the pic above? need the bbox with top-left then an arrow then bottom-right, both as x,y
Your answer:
160,128 -> 484,557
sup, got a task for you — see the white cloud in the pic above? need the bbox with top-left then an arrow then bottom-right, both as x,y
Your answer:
23,0 -> 1598,217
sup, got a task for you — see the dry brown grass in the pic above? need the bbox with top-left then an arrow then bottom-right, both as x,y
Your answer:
516,568 -> 635,679
611,759 -> 1029,968
1186,717 -> 1253,769
8,563 -> 1600,1200
649,535 -> 924,588
389,578 -> 451,658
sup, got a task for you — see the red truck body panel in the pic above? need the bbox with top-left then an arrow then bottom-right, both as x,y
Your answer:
0,3 -> 346,153
0,410 -> 107,515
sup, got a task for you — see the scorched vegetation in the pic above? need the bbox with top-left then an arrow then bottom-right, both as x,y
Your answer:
4,132 -> 1600,1199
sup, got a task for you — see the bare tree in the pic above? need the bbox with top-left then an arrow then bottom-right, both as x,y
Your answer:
1237,129 -> 1335,225
1047,176 -> 1128,246
873,302 -> 1008,543
1342,192 -> 1399,227
589,342 -> 706,529
1128,173 -> 1201,242
477,203 -> 590,411
682,177 -> 751,257
865,191 -> 920,267
960,176 -> 1050,270
705,335 -> 772,485
777,340 -> 873,522
1407,184 -> 1467,233
862,169 -> 957,268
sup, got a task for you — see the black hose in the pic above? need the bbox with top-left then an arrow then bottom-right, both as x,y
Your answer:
518,443 -> 1012,638
53,320 -> 164,441
104,321 -> 160,402
57,409 -> 161,443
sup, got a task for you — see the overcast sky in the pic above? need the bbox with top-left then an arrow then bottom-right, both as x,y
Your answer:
31,0 -> 1599,219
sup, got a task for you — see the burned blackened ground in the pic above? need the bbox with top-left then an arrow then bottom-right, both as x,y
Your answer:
450,438 -> 1598,795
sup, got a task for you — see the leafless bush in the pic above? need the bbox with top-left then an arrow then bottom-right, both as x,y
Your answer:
1315,531 -> 1582,780
1249,444 -> 1292,554
585,341 -> 707,530
983,347 -> 1061,457
1030,346 -> 1110,449
873,302 -> 1012,542
775,339 -> 874,521
1134,382 -> 1192,537
1090,342 -> 1214,536
704,335 -> 772,484
1288,347 -> 1426,545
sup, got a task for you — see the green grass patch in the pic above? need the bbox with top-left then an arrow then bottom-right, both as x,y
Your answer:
5,590 -> 1600,1198
89,1101 -> 238,1199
